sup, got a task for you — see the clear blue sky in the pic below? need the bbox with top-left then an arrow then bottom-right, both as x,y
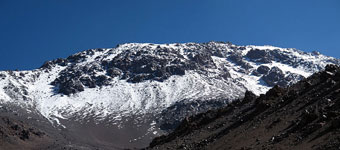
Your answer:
0,0 -> 339,70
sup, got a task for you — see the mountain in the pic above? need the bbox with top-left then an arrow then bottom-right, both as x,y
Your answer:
0,41 -> 339,149
148,64 -> 340,150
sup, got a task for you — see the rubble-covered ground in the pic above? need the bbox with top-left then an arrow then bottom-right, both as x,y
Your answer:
148,64 -> 340,150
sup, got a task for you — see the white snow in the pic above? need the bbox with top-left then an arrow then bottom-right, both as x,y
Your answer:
0,42 -> 337,127
265,61 -> 312,77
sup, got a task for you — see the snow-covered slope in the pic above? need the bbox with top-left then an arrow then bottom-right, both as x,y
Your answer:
0,42 -> 339,147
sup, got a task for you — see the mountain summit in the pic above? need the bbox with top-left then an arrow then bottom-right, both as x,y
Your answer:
0,42 -> 339,149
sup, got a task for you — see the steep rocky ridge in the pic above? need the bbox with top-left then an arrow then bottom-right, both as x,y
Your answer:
0,42 -> 339,149
148,64 -> 340,150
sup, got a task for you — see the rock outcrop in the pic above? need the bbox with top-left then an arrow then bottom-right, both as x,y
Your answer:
148,64 -> 340,150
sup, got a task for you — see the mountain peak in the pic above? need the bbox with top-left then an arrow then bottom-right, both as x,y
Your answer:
0,42 -> 339,148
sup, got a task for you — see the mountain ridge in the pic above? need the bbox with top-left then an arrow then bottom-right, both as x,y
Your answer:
147,64 -> 340,150
0,41 -> 339,149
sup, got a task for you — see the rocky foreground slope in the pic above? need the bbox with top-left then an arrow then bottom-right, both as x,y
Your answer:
0,42 -> 339,149
148,64 -> 340,150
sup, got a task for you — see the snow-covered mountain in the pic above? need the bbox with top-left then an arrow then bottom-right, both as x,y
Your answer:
0,41 -> 339,149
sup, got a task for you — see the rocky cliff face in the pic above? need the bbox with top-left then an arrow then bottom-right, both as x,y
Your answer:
0,42 -> 339,149
148,64 -> 340,150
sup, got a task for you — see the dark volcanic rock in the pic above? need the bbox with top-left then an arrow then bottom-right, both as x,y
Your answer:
158,99 -> 230,132
269,49 -> 292,64
40,58 -> 69,69
52,45 -> 219,95
257,65 -> 270,74
261,66 -> 305,87
262,66 -> 285,86
228,53 -> 253,70
246,49 -> 273,63
252,65 -> 270,76
58,79 -> 84,95
148,64 -> 340,150
46,42 -> 338,96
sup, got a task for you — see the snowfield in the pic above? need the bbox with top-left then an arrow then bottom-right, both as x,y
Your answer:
0,42 -> 338,127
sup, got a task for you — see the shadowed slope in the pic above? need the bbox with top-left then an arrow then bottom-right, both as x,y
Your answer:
148,64 -> 340,150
